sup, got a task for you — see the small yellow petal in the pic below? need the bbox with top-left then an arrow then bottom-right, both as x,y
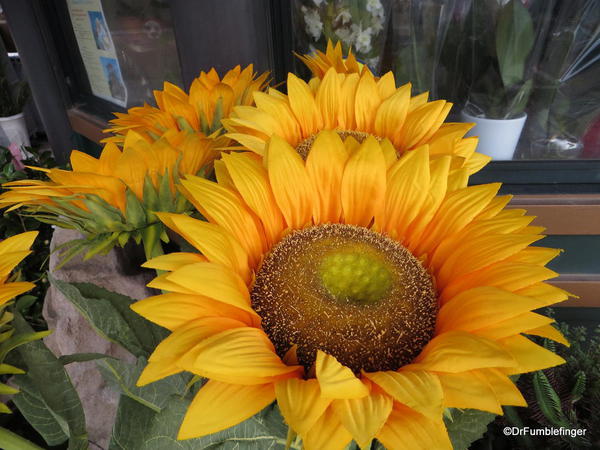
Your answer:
275,378 -> 331,435
316,351 -> 369,399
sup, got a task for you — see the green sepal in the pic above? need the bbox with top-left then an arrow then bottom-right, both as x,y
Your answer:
83,233 -> 120,260
158,170 -> 174,212
176,116 -> 194,134
0,329 -> 15,344
82,196 -> 125,231
199,110 -> 211,135
125,188 -> 147,228
210,97 -> 224,134
0,383 -> 19,395
143,175 -> 160,222
0,330 -> 52,361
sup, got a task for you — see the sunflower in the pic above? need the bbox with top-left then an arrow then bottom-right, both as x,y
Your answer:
0,130 -> 217,259
223,68 -> 488,178
296,40 -> 369,79
132,132 -> 569,449
104,65 -> 270,144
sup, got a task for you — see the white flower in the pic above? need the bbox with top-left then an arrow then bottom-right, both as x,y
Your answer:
366,0 -> 385,20
301,6 -> 323,41
335,9 -> 352,25
352,24 -> 373,54
366,56 -> 380,70
312,0 -> 325,6
335,26 -> 354,46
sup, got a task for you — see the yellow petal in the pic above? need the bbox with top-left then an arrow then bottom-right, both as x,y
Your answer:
437,371 -> 503,414
131,292 -> 256,330
306,131 -> 349,223
0,282 -> 35,305
222,152 -> 285,246
526,324 -> 569,346
157,213 -> 250,283
316,351 -> 369,399
479,368 -> 527,407
377,403 -> 452,450
179,175 -> 265,266
184,327 -> 301,384
340,136 -> 386,226
363,369 -> 443,420
414,331 -> 516,373
354,72 -> 381,133
275,378 -> 331,435
287,73 -> 321,136
331,392 -> 392,448
303,407 -> 353,450
476,311 -> 554,341
139,317 -> 244,385
377,145 -> 429,236
178,381 -> 275,439
141,252 -> 205,272
316,69 -> 342,129
436,287 -> 545,334
500,335 -> 566,374
266,136 -> 314,229
166,262 -> 255,314
399,101 -> 446,150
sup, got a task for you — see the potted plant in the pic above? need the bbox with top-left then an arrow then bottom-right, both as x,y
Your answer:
0,61 -> 30,149
458,0 -> 537,160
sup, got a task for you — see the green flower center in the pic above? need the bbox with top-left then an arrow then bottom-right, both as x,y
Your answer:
319,249 -> 393,305
251,224 -> 437,374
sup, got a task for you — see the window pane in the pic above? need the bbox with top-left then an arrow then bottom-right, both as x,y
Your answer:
291,0 -> 600,161
66,0 -> 182,108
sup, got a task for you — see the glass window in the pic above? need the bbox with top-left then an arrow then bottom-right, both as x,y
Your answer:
291,0 -> 600,161
66,0 -> 182,108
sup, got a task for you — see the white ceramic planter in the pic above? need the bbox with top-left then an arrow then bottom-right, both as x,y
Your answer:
461,111 -> 527,160
0,112 -> 30,148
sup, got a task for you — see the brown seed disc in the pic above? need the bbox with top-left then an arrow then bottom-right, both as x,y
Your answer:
295,130 -> 383,159
251,224 -> 437,374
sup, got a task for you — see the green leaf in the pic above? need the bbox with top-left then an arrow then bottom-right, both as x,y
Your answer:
139,398 -> 289,450
109,395 -> 157,450
97,357 -> 190,413
444,408 -> 497,450
495,0 -> 535,87
532,371 -> 569,427
125,188 -> 147,229
49,276 -> 167,357
0,329 -> 52,362
11,313 -> 88,449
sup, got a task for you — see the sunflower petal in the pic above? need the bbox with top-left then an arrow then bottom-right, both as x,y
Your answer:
437,371 -> 503,414
178,381 -> 275,439
364,369 -> 443,420
500,335 -> 566,374
332,392 -> 392,448
316,351 -> 369,399
377,403 -> 452,450
303,407 -> 353,450
275,378 -> 331,435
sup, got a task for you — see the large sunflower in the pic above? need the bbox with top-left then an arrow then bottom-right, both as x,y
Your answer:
0,130 -> 217,259
104,65 -> 269,144
223,68 -> 488,178
132,132 -> 568,449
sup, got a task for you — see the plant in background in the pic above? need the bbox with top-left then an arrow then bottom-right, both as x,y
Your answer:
461,0 -> 536,120
0,145 -> 55,329
0,130 -> 217,263
0,62 -> 29,118
293,0 -> 390,73
103,65 -> 269,144
491,322 -> 600,449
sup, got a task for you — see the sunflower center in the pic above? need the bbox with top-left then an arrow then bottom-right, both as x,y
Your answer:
295,131 -> 382,159
251,224 -> 437,374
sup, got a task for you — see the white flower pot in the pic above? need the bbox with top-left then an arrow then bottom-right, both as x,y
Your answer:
0,112 -> 30,148
460,111 -> 527,161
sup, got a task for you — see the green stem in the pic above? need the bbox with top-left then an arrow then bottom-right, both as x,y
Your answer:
0,427 -> 45,450
285,426 -> 297,450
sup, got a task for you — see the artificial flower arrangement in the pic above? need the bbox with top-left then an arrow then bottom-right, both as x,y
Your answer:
0,41 -> 572,449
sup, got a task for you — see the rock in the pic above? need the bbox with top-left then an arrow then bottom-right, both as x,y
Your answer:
42,228 -> 155,449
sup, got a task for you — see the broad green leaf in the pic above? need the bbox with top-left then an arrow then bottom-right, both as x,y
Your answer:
140,398 -> 290,450
11,313 -> 88,449
109,395 -> 157,450
496,0 -> 535,87
444,408 -> 497,450
97,357 -> 190,413
49,276 -> 167,357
